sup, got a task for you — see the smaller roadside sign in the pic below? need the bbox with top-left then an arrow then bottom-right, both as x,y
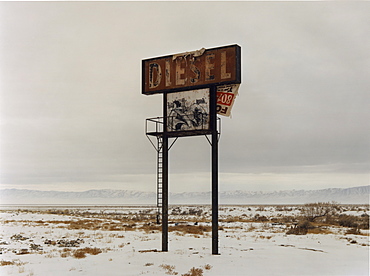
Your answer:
216,84 -> 240,117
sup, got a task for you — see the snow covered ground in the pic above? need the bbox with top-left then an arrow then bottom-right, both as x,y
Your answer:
0,205 -> 369,275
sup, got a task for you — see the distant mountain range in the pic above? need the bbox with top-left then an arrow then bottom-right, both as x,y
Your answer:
0,185 -> 369,205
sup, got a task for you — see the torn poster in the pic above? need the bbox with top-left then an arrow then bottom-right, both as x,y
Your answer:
166,88 -> 210,132
216,84 -> 240,117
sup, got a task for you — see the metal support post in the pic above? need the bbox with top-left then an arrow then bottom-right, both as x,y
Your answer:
162,134 -> 168,252
162,92 -> 169,252
210,86 -> 219,255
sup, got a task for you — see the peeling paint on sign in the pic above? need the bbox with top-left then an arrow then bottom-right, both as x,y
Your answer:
172,47 -> 206,61
142,45 -> 241,95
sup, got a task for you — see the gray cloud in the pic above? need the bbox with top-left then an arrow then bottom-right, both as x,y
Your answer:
1,2 -> 369,191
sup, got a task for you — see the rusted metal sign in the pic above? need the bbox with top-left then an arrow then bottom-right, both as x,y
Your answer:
142,45 -> 241,95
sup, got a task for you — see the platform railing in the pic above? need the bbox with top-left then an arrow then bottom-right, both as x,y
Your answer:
146,115 -> 220,136
145,117 -> 164,135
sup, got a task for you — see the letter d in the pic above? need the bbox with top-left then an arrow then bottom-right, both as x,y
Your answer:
149,63 -> 162,89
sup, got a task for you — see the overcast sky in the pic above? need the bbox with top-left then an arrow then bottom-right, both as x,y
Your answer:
1,1 -> 369,193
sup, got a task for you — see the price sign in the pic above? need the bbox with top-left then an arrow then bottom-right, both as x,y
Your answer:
216,84 -> 239,117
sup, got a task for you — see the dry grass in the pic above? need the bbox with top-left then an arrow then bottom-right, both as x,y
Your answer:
169,225 -> 211,235
72,250 -> 86,259
257,235 -> 273,240
138,249 -> 158,253
307,227 -> 334,234
140,224 -> 161,233
72,247 -> 103,259
203,264 -> 212,270
345,228 -> 369,235
1,260 -> 16,266
159,264 -> 178,275
0,260 -> 26,266
181,267 -> 204,276
60,248 -> 72,258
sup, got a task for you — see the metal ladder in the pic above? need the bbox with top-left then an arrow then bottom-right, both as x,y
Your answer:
156,136 -> 163,224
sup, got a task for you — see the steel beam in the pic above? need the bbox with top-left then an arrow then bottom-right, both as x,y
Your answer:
162,92 -> 169,252
210,85 -> 219,255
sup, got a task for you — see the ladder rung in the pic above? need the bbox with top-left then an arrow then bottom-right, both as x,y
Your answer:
157,137 -> 164,221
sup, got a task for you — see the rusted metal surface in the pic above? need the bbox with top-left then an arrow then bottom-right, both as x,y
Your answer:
142,45 -> 241,95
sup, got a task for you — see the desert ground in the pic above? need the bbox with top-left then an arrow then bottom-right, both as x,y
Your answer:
0,204 -> 369,275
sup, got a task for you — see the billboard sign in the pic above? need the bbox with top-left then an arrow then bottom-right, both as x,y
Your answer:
216,84 -> 240,117
166,88 -> 210,133
142,45 -> 241,95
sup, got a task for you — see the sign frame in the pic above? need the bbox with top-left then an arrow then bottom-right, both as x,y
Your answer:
142,44 -> 241,95
166,88 -> 211,137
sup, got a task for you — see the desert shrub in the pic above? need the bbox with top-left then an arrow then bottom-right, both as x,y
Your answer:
72,247 -> 102,259
301,202 -> 338,222
182,267 -> 204,276
247,224 -> 257,232
60,248 -> 72,258
60,252 -> 70,258
345,228 -> 361,235
188,208 -> 203,216
307,227 -> 333,234
253,214 -> 269,222
203,264 -> 212,270
1,260 -> 16,266
84,247 -> 102,255
338,215 -> 358,228
171,207 -> 182,215
299,220 -> 314,229
323,214 -> 336,225
140,223 -> 160,233
73,249 -> 86,259
359,214 -> 370,229
169,225 -> 211,235
67,220 -> 102,231
337,213 -> 369,229
286,220 -> 314,235
159,264 -> 178,275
